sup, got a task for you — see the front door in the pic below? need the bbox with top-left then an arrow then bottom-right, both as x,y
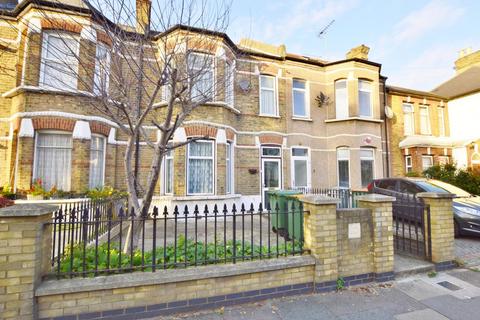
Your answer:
262,158 -> 281,206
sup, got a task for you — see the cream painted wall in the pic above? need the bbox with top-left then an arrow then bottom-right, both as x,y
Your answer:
448,92 -> 480,141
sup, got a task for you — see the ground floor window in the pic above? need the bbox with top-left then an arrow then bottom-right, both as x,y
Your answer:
291,147 -> 309,188
163,149 -> 174,195
226,142 -> 233,194
438,156 -> 449,166
360,149 -> 375,188
337,148 -> 350,188
34,132 -> 72,191
89,135 -> 105,189
405,155 -> 413,173
187,140 -> 214,194
422,156 -> 433,171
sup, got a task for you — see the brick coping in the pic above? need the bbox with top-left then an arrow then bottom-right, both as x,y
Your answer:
36,255 -> 316,297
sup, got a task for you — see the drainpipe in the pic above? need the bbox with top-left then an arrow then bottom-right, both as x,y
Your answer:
383,80 -> 391,177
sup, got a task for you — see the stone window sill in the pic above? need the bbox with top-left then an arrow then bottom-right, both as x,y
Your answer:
325,117 -> 383,124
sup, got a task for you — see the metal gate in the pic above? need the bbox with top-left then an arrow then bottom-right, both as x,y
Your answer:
392,194 -> 432,260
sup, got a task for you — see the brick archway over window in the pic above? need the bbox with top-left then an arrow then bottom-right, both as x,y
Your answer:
90,121 -> 111,137
259,134 -> 283,145
185,125 -> 218,139
226,128 -> 235,141
41,19 -> 82,34
32,117 -> 75,132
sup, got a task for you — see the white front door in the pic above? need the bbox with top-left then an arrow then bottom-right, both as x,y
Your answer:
262,158 -> 281,206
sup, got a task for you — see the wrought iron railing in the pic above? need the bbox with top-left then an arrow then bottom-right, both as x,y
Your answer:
295,188 -> 368,208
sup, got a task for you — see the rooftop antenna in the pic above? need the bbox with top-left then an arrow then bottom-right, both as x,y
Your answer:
318,19 -> 335,38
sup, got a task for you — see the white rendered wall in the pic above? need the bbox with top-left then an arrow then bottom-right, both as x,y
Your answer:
448,92 -> 480,141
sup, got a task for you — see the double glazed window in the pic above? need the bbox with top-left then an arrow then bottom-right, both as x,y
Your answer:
291,148 -> 309,188
89,135 -> 105,189
292,79 -> 308,118
34,132 -> 72,191
437,107 -> 446,136
40,32 -> 79,90
360,149 -> 375,188
419,105 -> 431,134
188,52 -> 214,101
422,156 -> 433,171
187,141 -> 214,194
225,61 -> 234,106
358,80 -> 372,117
94,43 -> 111,95
226,142 -> 233,194
337,148 -> 350,188
163,149 -> 173,195
335,79 -> 348,119
405,156 -> 413,173
259,75 -> 278,116
403,103 -> 415,136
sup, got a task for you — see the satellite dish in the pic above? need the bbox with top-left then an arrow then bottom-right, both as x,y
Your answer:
385,106 -> 394,119
238,79 -> 251,93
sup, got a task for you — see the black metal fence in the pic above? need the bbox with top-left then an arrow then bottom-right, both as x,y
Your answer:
296,188 -> 368,208
47,201 -> 305,279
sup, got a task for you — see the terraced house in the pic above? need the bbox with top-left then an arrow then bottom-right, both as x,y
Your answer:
0,0 -> 390,208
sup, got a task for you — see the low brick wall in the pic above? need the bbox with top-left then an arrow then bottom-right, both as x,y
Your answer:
36,256 -> 315,319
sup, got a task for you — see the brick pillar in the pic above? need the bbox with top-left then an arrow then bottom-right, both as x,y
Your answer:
71,139 -> 90,192
417,192 -> 456,270
16,136 -> 35,191
299,195 -> 339,291
0,204 -> 56,320
357,194 -> 395,281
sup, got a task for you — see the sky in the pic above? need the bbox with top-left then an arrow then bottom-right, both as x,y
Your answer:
227,0 -> 480,91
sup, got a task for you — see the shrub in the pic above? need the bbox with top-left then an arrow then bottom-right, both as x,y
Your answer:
423,164 -> 480,195
85,186 -> 128,200
0,196 -> 14,208
29,179 -> 48,197
0,184 -> 15,200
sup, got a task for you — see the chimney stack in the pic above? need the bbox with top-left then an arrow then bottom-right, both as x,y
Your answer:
136,0 -> 152,34
455,48 -> 480,74
346,44 -> 370,60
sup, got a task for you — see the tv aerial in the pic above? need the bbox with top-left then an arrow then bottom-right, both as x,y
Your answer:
318,20 -> 335,38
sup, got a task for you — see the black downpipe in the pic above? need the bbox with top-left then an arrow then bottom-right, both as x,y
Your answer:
383,81 -> 391,177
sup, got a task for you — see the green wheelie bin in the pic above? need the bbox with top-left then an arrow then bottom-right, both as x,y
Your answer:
268,190 -> 302,240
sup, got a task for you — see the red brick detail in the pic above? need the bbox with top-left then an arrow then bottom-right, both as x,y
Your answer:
41,19 -> 82,34
96,31 -> 113,46
90,122 -> 110,136
226,129 -> 235,141
259,134 -> 283,145
32,118 -> 75,132
184,125 -> 218,139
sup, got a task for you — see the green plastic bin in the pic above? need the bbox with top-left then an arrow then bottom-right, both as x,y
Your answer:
268,190 -> 302,240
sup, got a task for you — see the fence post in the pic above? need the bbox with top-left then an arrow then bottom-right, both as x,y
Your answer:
0,204 -> 56,320
417,192 -> 456,270
357,194 -> 395,281
299,194 -> 339,291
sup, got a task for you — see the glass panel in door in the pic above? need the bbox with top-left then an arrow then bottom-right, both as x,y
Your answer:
262,159 -> 281,206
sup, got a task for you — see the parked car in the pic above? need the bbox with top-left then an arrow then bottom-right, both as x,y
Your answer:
367,178 -> 480,237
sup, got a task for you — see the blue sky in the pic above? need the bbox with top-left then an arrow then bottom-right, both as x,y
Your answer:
227,0 -> 480,91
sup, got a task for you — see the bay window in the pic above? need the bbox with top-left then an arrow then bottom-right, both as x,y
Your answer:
358,80 -> 372,117
337,148 -> 350,188
420,105 -> 431,134
292,79 -> 308,118
188,52 -> 214,101
89,135 -> 106,189
360,148 -> 375,188
422,156 -> 433,171
93,42 -> 111,95
187,141 -> 214,194
40,31 -> 79,90
403,103 -> 415,135
34,132 -> 72,191
291,147 -> 310,188
335,79 -> 348,119
259,75 -> 278,116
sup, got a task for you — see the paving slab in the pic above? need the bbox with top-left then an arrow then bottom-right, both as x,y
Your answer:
273,295 -> 337,320
421,295 -> 480,320
396,279 -> 446,300
455,237 -> 480,268
394,308 -> 449,320
448,269 -> 480,287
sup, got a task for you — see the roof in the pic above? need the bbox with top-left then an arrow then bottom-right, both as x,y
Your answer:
386,85 -> 447,100
432,66 -> 480,99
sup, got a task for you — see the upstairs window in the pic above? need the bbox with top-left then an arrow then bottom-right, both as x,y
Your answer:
419,105 -> 431,134
437,107 -> 446,136
259,75 -> 278,116
292,79 -> 308,118
358,80 -> 372,117
187,52 -> 214,102
403,103 -> 415,136
40,32 -> 79,90
335,79 -> 348,119
93,42 -> 111,95
89,135 -> 106,188
225,60 -> 234,106
337,148 -> 350,188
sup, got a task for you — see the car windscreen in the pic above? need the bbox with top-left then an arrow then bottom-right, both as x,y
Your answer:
413,181 -> 451,194
427,180 -> 471,197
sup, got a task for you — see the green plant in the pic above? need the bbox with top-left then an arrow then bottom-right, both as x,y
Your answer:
405,171 -> 421,177
423,164 -> 480,196
427,271 -> 437,278
28,179 -> 48,196
85,186 -> 128,200
0,184 -> 15,200
336,277 -> 345,290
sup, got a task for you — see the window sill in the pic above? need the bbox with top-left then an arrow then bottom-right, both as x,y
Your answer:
325,117 -> 383,124
2,85 -> 93,98
292,117 -> 313,122
154,194 -> 242,201
153,101 -> 241,114
258,114 -> 281,119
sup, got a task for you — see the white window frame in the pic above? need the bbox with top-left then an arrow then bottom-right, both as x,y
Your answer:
187,51 -> 215,102
405,155 -> 413,173
422,155 -> 433,171
39,31 -> 80,91
292,79 -> 309,118
335,79 -> 349,119
89,134 -> 106,189
337,148 -> 350,189
259,74 -> 278,116
290,147 -> 311,189
93,42 -> 111,96
403,103 -> 415,136
225,60 -> 235,107
186,140 -> 215,195
358,79 -> 373,118
419,105 -> 431,135
437,107 -> 446,136
162,148 -> 174,195
32,130 -> 73,191
226,142 -> 234,194
360,148 -> 375,188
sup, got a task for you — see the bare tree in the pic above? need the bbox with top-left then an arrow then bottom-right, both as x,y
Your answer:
2,0 -> 233,216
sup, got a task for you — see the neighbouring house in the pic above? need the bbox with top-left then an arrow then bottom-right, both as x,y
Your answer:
432,48 -> 480,170
386,86 -> 453,177
0,0 -> 389,209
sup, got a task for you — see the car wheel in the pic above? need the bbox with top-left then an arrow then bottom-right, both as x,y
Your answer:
454,221 -> 460,238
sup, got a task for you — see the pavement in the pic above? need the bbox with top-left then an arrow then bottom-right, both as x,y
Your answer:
455,236 -> 480,268
149,268 -> 480,320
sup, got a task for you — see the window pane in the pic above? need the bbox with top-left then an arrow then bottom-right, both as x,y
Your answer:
264,161 -> 279,188
338,160 -> 349,188
188,159 -> 213,194
89,136 -> 105,189
358,80 -> 371,91
165,158 -> 173,194
337,148 -> 349,160
260,89 -> 275,115
293,79 -> 305,89
420,107 -> 430,134
260,76 -> 274,89
293,90 -> 306,116
359,91 -> 371,117
438,108 -> 445,136
422,156 -> 433,170
262,147 -> 281,157
360,149 -> 374,158
43,61 -> 77,90
335,80 -> 348,119
294,159 -> 308,187
292,148 -> 308,157
189,141 -> 213,157
226,143 -> 232,194
361,160 -> 373,188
